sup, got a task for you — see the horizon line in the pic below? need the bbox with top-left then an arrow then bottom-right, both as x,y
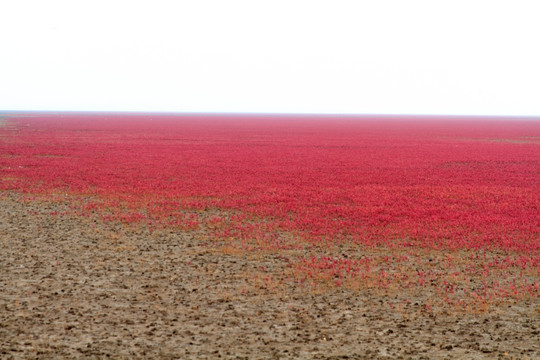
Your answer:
2,110 -> 540,120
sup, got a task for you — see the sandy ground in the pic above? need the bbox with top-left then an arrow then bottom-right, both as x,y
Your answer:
1,192 -> 539,359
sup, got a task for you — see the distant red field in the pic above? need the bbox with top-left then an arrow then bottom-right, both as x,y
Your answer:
1,113 -> 539,308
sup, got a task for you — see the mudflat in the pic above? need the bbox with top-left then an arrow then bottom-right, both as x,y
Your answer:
1,193 -> 539,359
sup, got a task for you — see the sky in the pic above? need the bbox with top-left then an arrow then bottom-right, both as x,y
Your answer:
1,0 -> 539,116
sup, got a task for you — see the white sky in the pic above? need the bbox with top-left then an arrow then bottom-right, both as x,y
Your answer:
1,0 -> 539,116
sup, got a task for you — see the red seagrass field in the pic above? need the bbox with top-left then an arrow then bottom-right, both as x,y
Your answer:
2,112 -> 539,303
2,113 -> 540,303
1,112 -> 539,358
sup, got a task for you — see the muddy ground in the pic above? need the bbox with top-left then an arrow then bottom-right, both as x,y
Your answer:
1,192 -> 539,359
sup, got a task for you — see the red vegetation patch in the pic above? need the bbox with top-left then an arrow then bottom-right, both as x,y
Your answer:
1,113 -> 539,307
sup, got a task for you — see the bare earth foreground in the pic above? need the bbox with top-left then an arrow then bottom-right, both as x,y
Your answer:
1,193 -> 539,359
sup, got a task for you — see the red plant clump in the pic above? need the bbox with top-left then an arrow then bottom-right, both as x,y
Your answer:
1,113 -> 539,307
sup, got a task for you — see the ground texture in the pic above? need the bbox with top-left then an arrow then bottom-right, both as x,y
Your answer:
1,193 -> 539,359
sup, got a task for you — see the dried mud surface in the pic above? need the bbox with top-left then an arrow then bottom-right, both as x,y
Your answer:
1,192 -> 539,359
